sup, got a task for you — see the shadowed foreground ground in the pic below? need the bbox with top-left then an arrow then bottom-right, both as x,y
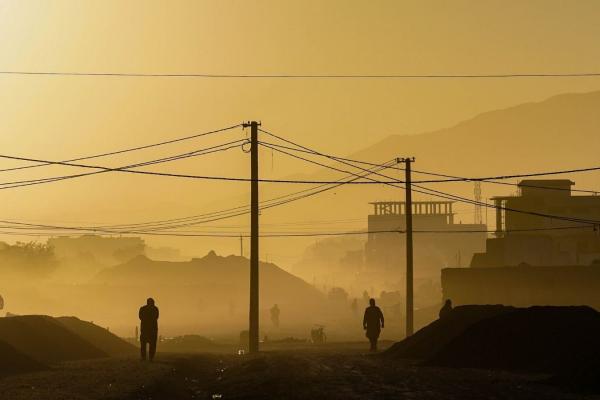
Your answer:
0,346 -> 596,400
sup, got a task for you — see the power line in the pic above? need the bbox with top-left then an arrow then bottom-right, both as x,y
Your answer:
131,225 -> 595,235
258,127 -> 600,226
0,225 -> 593,239
0,160 -> 397,234
411,226 -> 594,234
259,130 -> 413,192
257,129 -> 600,191
3,71 -> 600,79
2,130 -> 599,188
0,152 -> 403,185
4,125 -> 599,233
258,140 -> 600,193
411,183 -> 600,226
2,157 -> 597,237
0,124 -> 242,173
408,167 -> 600,194
259,141 -> 376,178
355,163 -> 600,226
63,160 -> 394,233
95,217 -> 364,230
112,161 -> 397,232
0,139 -> 248,190
258,129 -> 414,191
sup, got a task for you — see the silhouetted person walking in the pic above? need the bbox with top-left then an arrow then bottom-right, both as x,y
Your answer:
139,298 -> 159,361
363,298 -> 384,352
270,304 -> 280,328
351,298 -> 358,317
439,299 -> 453,319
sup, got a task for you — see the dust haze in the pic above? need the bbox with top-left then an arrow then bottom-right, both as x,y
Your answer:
3,1 -> 600,399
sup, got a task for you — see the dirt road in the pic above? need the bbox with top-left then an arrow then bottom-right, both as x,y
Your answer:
0,347 -> 595,400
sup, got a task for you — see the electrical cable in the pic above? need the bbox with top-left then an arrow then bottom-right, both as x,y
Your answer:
3,71 -> 600,79
0,124 -> 242,173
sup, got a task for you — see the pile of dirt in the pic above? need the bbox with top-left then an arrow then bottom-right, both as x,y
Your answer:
384,305 -> 514,360
427,306 -> 600,372
0,339 -> 46,376
0,315 -> 107,364
56,316 -> 137,356
549,357 -> 600,394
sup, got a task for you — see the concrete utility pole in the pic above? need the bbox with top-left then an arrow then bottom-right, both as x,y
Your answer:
474,181 -> 483,225
249,120 -> 260,353
398,157 -> 415,337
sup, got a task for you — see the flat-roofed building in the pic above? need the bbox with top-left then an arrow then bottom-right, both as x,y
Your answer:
365,201 -> 486,278
471,179 -> 600,267
443,179 -> 600,309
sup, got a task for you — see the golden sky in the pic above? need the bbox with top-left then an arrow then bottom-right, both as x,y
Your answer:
1,0 -> 600,259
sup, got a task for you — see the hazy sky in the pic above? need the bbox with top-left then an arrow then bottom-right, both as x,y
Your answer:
1,0 -> 600,258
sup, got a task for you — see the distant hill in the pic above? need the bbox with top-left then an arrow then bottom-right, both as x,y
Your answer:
88,252 -> 327,334
94,252 -> 323,302
273,90 -> 600,224
259,91 -> 600,279
350,91 -> 600,181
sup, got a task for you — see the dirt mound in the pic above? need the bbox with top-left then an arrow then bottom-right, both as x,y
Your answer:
0,315 -> 107,364
549,357 -> 600,394
56,316 -> 137,356
0,339 -> 46,376
427,306 -> 600,372
385,305 -> 514,360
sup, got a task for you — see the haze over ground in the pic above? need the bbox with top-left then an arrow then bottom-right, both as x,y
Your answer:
3,3 -> 600,399
1,1 -> 600,266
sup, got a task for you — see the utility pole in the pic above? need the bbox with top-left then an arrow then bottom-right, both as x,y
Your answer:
474,181 -> 483,225
240,234 -> 243,257
398,157 -> 415,337
249,120 -> 260,353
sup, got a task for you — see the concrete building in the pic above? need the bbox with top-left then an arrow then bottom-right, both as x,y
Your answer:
443,179 -> 600,308
365,200 -> 486,278
442,265 -> 600,309
471,179 -> 600,267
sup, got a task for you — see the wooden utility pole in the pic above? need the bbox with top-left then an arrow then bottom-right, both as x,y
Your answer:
240,234 -> 243,257
398,157 -> 415,337
249,120 -> 260,353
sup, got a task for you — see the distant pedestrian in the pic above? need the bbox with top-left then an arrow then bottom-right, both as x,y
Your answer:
363,298 -> 384,352
139,298 -> 159,361
270,304 -> 280,328
311,325 -> 327,344
439,299 -> 453,319
351,298 -> 358,317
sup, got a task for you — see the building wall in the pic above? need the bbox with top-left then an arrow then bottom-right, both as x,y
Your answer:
477,179 -> 600,267
365,213 -> 486,276
503,196 -> 600,232
442,266 -> 600,309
